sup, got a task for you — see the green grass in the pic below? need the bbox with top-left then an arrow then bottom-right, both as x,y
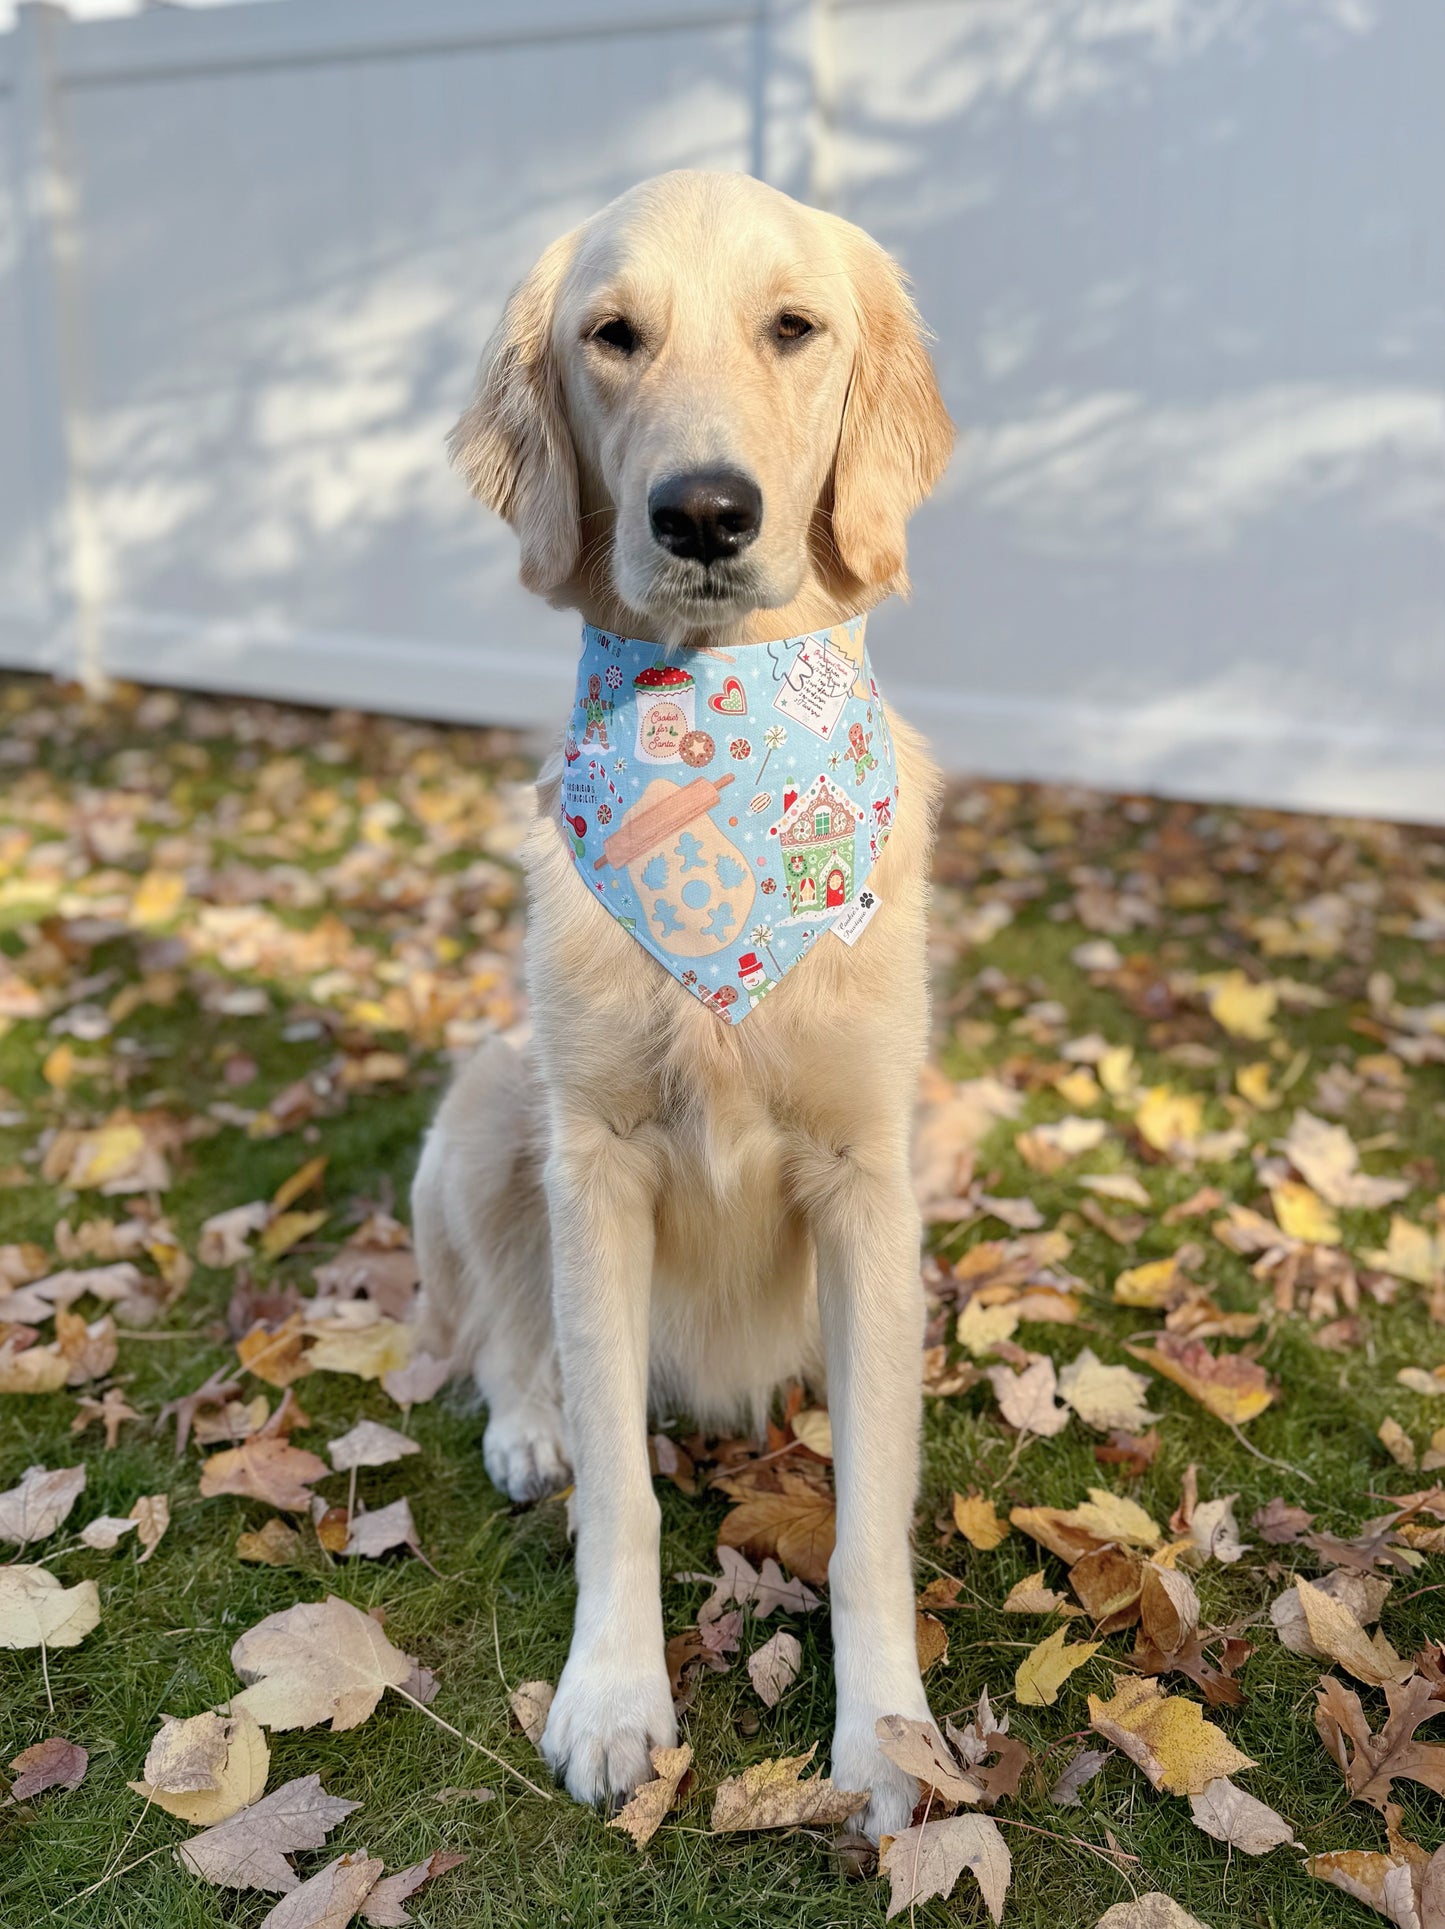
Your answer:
0,678 -> 1443,1928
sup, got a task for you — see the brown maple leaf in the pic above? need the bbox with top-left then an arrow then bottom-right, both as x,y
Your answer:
71,1387 -> 142,1451
158,1365 -> 244,1455
717,1478 -> 836,1588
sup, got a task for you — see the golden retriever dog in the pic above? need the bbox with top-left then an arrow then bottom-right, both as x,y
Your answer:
413,170 -> 953,1837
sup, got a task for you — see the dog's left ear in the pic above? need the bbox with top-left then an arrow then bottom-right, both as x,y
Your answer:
826,227 -> 955,598
449,232 -> 580,595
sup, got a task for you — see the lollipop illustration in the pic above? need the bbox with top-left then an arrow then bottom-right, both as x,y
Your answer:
750,923 -> 784,978
757,723 -> 787,782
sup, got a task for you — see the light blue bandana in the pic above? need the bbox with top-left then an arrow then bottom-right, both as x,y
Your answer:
561,617 -> 898,1021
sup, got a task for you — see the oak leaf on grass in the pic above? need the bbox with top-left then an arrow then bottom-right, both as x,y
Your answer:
1315,1674 -> 1445,1809
880,1814 -> 1010,1923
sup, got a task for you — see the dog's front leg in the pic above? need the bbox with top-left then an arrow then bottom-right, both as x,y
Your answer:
538,1110 -> 676,1807
812,1150 -> 932,1840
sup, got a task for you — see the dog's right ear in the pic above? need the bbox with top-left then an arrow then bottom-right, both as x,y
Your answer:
449,233 -> 579,595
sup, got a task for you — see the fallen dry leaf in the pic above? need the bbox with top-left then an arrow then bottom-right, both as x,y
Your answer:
1306,1804 -> 1435,1929
748,1629 -> 801,1708
131,1492 -> 170,1562
1058,1348 -> 1158,1432
880,1814 -> 1011,1923
1282,1111 -> 1410,1210
953,1490 -> 1011,1550
717,1485 -> 836,1588
1126,1333 -> 1276,1426
1139,1564 -> 1200,1656
80,1514 -> 138,1551
1049,1746 -> 1110,1807
257,1850 -> 382,1928
608,1744 -> 694,1848
71,1386 -> 142,1452
1095,1899 -> 1210,1929
0,1338 -> 70,1394
874,1715 -> 984,1806
1189,1776 -> 1295,1854
1060,1488 -> 1161,1549
381,1350 -> 452,1410
709,1745 -> 868,1832
510,1680 -> 554,1748
237,1518 -> 304,1566
177,1774 -> 361,1893
1002,1570 -> 1075,1616
230,1595 -> 414,1733
0,1465 -> 86,1545
1315,1674 -> 1445,1809
1271,1571 -> 1392,1657
1015,1625 -> 1101,1706
6,1735 -> 87,1801
328,1420 -> 422,1472
360,1849 -> 466,1925
1270,1179 -> 1340,1245
343,1497 -> 418,1560
1296,1577 -> 1415,1687
131,1707 -> 269,1826
54,1309 -> 118,1384
238,1314 -> 314,1389
0,1566 -> 101,1651
200,1436 -> 329,1511
1088,1673 -> 1255,1795
987,1356 -> 1069,1436
305,1317 -> 414,1382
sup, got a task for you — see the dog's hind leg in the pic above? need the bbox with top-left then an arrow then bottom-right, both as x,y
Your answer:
411,1039 -> 571,1502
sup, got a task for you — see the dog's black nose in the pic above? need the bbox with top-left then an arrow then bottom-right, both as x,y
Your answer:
648,470 -> 762,565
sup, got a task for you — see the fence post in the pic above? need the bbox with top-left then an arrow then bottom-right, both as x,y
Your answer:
11,0 -> 103,690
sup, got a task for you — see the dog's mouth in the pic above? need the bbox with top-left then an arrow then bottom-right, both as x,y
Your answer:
631,554 -> 779,630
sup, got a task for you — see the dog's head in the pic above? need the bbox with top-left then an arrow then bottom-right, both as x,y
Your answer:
450,171 -> 953,640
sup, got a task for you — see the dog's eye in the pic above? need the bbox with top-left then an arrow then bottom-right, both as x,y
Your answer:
773,312 -> 815,346
590,317 -> 637,354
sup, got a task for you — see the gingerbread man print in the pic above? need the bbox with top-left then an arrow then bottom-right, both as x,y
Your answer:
846,719 -> 878,785
581,673 -> 612,748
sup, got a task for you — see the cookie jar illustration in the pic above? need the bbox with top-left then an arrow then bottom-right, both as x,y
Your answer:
633,664 -> 696,763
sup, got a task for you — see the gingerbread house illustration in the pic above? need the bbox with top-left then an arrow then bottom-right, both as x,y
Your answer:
774,774 -> 863,918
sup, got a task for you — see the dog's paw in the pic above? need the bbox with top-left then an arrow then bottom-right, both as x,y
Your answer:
541,1649 -> 677,1809
483,1401 -> 571,1503
831,1716 -> 924,1844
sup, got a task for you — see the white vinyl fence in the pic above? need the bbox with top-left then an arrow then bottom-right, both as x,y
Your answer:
1,0 -> 1442,819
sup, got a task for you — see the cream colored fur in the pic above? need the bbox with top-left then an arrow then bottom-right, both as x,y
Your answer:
414,170 -> 954,1839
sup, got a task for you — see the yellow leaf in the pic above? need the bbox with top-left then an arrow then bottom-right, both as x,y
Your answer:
1295,1577 -> 1415,1687
42,1042 -> 76,1090
609,1743 -> 693,1848
1098,1046 -> 1138,1101
1059,1489 -> 1161,1548
127,1709 -> 269,1825
1236,1061 -> 1279,1109
1015,1626 -> 1101,1707
953,1491 -> 1010,1551
1126,1334 -> 1275,1426
1364,1218 -> 1445,1288
0,1339 -> 70,1393
1135,1088 -> 1203,1159
1114,1259 -> 1179,1309
709,1745 -> 868,1833
1378,1417 -> 1415,1468
956,1298 -> 1020,1357
304,1318 -> 414,1383
1088,1674 -> 1255,1795
789,1408 -> 833,1459
1055,1068 -> 1102,1110
271,1156 -> 329,1215
1206,972 -> 1277,1041
259,1209 -> 327,1262
129,870 -> 187,926
1270,1181 -> 1339,1246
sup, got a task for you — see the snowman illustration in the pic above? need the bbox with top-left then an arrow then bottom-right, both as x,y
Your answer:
736,951 -> 774,1007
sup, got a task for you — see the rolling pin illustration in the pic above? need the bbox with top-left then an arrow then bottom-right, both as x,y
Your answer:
593,773 -> 735,871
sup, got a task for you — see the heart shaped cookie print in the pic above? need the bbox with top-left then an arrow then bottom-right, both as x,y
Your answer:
707,676 -> 747,717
